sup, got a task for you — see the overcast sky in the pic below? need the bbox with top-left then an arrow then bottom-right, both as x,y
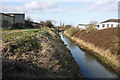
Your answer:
1,0 -> 119,26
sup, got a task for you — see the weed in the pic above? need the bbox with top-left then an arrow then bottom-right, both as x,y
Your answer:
7,35 -> 42,55
42,30 -> 51,37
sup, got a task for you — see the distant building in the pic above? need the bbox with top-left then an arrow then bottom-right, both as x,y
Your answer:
0,13 -> 14,28
0,12 -> 25,28
77,24 -> 88,28
77,23 -> 99,29
8,13 -> 25,24
98,19 -> 120,29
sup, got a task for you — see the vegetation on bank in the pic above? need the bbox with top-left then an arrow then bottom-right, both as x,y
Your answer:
75,27 -> 119,55
2,28 -> 82,79
3,29 -> 48,42
66,27 -> 79,36
66,27 -> 119,55
60,24 -> 72,31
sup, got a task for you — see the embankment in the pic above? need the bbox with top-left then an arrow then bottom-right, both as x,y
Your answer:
2,28 -> 82,79
64,27 -> 120,75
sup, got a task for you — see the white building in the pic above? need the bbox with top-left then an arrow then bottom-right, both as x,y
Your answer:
77,24 -> 88,29
98,19 -> 120,29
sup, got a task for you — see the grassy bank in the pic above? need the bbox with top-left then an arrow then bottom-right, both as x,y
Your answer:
2,28 -> 82,79
64,27 -> 120,75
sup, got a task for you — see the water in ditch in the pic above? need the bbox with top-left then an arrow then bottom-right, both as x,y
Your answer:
60,33 -> 118,78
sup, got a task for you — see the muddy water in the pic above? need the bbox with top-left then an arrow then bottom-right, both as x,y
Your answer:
60,33 -> 118,78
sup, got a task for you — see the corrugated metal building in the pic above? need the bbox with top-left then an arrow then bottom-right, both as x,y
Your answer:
0,12 -> 25,28
0,13 -> 14,28
8,13 -> 25,24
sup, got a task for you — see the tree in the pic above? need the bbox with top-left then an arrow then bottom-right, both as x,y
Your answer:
50,20 -> 56,25
25,16 -> 33,28
60,22 -> 65,29
60,22 -> 62,27
26,16 -> 33,22
88,21 -> 98,28
56,26 -> 60,29
45,20 -> 54,28
63,23 -> 65,27
65,25 -> 71,29
40,21 -> 45,26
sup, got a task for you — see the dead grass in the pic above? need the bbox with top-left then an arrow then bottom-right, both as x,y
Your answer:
74,27 -> 119,55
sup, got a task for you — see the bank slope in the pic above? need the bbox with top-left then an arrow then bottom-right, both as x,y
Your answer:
2,28 -> 82,79
64,27 -> 120,75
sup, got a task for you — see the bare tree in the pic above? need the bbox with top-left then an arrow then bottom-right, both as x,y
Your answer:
26,16 -> 33,22
89,21 -> 98,28
25,16 -> 33,28
90,21 -> 97,25
40,21 -> 45,26
45,20 -> 54,28
50,20 -> 56,25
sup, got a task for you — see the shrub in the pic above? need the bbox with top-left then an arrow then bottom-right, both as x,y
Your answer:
67,27 -> 78,36
45,20 -> 53,28
65,25 -> 71,29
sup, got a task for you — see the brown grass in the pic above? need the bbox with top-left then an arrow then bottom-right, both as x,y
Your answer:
74,27 -> 119,55
64,30 -> 120,75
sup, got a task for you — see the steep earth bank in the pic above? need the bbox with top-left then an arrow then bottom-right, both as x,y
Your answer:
2,28 -> 82,79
